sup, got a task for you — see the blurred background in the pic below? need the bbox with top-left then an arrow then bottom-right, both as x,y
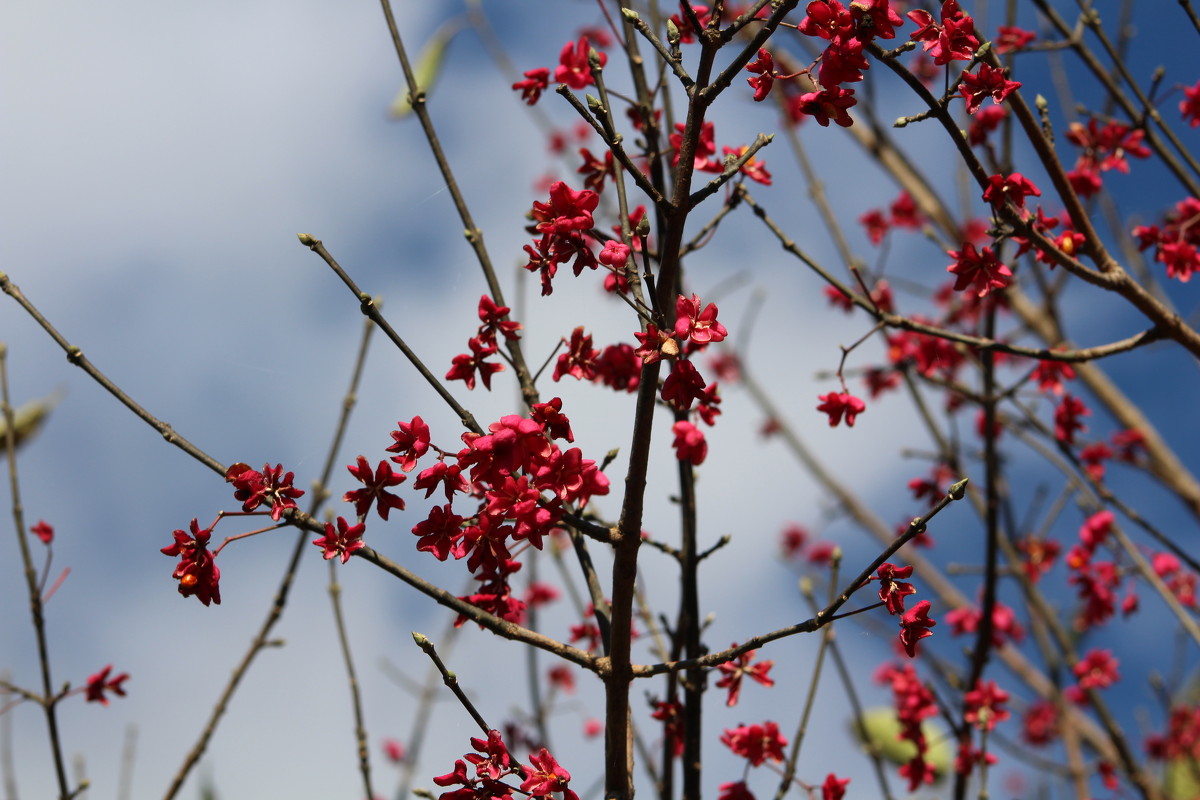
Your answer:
3,1 -> 1198,798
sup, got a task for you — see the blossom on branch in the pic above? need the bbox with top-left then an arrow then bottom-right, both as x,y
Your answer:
816,391 -> 866,427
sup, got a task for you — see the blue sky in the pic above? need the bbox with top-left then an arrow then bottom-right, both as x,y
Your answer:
3,2 -> 1199,799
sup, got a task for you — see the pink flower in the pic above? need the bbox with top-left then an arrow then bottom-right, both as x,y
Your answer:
313,516 -> 366,564
85,664 -> 129,706
661,359 -> 707,411
1074,648 -> 1120,690
531,182 -> 599,235
816,392 -> 866,427
674,294 -> 728,346
671,420 -> 708,466
382,738 -> 406,764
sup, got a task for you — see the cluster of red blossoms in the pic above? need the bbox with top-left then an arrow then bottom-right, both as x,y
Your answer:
446,295 -> 523,391
391,405 -> 609,624
869,563 -> 936,658
433,730 -> 580,800
1133,195 -> 1200,282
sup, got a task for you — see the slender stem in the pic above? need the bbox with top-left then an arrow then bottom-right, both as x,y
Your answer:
0,345 -> 71,799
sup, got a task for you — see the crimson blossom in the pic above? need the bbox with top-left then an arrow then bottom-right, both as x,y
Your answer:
161,517 -> 221,606
313,516 -> 366,564
84,664 -> 129,706
816,391 -> 866,427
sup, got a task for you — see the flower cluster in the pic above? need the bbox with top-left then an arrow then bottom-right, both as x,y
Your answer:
521,181 -> 601,296
433,730 -> 579,800
1064,118 -> 1150,196
512,34 -> 608,106
446,296 -> 523,390
392,408 -> 608,624
877,662 -> 941,790
225,462 -> 305,521
161,518 -> 222,606
1133,195 -> 1200,282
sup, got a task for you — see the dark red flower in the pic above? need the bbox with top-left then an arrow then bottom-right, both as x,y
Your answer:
225,462 -> 305,521
343,456 -> 407,521
512,68 -> 551,105
982,172 -> 1041,211
720,721 -> 787,766
821,773 -> 850,800
898,599 -> 936,657
715,645 -> 775,706
161,517 -> 221,606
959,64 -> 1021,114
521,748 -> 579,800
85,664 -> 129,706
387,416 -> 431,473
313,516 -> 366,564
873,562 -> 917,615
553,327 -> 599,382
744,48 -> 775,101
947,242 -> 1011,297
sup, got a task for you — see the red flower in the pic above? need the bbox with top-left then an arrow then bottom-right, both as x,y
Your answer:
816,392 -> 866,427
161,518 -> 221,606
669,121 -> 722,172
530,397 -> 574,442
946,242 -> 1011,297
476,295 -> 522,345
387,416 -> 431,472
343,456 -> 407,521
1031,358 -> 1076,395
1074,648 -> 1120,690
512,68 -> 551,105
555,36 -> 606,90
313,516 -> 366,564
1021,700 -> 1060,746
715,646 -> 776,706
661,359 -> 708,411
225,462 -> 305,521
85,664 -> 129,706
671,420 -> 708,466
1054,394 -> 1090,445
1181,80 -> 1200,127
31,519 -> 53,545
963,680 -> 1010,731
553,327 -> 599,382
959,64 -> 1021,114
674,293 -> 728,346
907,0 -> 979,64
873,562 -> 917,615
821,773 -> 850,800
792,86 -> 856,127
521,748 -> 579,800
578,148 -> 615,193
718,781 -> 756,800
382,737 -> 406,764
720,721 -> 787,766
994,25 -> 1036,53
898,599 -> 936,657
744,48 -> 775,101
968,104 -> 1007,146
982,172 -> 1041,211
722,145 -> 773,185
531,181 -> 599,235
446,337 -> 505,391
412,504 -> 466,561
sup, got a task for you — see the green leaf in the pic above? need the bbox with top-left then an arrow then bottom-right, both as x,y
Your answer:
389,17 -> 467,118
